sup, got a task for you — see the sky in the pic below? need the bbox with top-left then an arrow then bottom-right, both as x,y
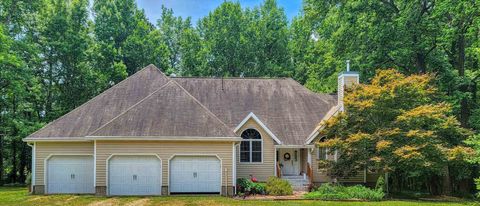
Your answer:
136,0 -> 303,25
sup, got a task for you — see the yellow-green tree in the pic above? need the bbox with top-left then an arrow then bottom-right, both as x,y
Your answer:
319,69 -> 474,195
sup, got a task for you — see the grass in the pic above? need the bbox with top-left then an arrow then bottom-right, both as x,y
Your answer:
0,187 -> 476,206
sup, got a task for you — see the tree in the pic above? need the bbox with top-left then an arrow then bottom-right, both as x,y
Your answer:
244,0 -> 292,77
296,0 -> 480,127
319,69 -> 474,194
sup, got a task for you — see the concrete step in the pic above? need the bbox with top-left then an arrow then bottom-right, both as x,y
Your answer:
292,185 -> 310,191
281,175 -> 305,180
282,176 -> 310,191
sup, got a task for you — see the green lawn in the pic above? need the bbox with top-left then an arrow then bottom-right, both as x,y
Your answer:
0,187 -> 476,206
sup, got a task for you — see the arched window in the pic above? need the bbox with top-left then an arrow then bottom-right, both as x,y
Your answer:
240,129 -> 262,163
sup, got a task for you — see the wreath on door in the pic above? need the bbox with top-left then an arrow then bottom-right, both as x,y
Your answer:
283,153 -> 291,161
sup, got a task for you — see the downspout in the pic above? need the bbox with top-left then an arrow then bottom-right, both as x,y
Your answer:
27,142 -> 35,193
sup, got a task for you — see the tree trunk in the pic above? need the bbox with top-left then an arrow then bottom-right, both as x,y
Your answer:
441,166 -> 452,195
416,53 -> 426,74
457,34 -> 469,126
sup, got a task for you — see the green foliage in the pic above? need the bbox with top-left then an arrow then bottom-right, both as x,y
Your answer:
304,184 -> 385,201
319,70 -> 474,194
236,178 -> 266,195
375,176 -> 385,192
265,176 -> 292,196
236,178 -> 254,193
475,178 -> 480,198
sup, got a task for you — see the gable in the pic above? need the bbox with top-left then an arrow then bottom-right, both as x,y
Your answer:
26,65 -> 169,139
234,112 -> 281,144
90,81 -> 236,138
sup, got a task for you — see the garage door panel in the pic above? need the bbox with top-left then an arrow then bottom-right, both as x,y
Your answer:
47,156 -> 94,194
108,155 -> 161,196
170,156 -> 221,193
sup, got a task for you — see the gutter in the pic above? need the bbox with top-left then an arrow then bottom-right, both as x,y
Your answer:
23,136 -> 243,142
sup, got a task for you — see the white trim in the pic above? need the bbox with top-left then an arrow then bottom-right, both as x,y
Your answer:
234,112 -> 282,144
89,136 -> 242,141
238,128 -> 264,164
274,147 -> 277,177
339,73 -> 360,78
27,143 -> 36,191
307,150 -> 312,164
23,138 -> 91,142
305,106 -> 341,145
105,153 -> 162,196
167,154 -> 223,195
32,143 -> 36,189
275,145 -> 314,149
93,140 -> 96,188
43,154 -> 94,194
232,142 -> 236,195
24,136 -> 242,142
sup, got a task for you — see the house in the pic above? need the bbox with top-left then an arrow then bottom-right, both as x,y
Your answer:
23,64 -> 377,196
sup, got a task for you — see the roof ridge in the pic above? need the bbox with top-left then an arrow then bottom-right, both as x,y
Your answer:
27,65 -> 165,138
172,76 -> 289,80
88,80 -> 174,136
171,81 -> 235,135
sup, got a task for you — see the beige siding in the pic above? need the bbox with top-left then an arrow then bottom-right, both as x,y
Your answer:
235,119 -> 276,182
311,139 -> 367,183
95,141 -> 233,187
311,145 -> 334,183
35,142 -> 94,185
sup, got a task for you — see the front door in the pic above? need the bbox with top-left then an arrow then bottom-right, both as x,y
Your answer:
279,149 -> 300,176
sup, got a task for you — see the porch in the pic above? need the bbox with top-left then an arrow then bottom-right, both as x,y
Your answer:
275,146 -> 314,191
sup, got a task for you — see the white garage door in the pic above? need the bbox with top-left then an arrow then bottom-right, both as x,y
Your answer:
47,155 -> 94,194
170,156 -> 221,193
108,155 -> 161,195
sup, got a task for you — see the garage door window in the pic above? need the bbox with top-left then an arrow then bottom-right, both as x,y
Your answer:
240,129 -> 262,162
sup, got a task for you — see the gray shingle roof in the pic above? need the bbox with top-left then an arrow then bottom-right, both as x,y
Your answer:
25,65 -> 337,144
27,65 -> 169,139
90,81 -> 236,137
173,77 -> 337,145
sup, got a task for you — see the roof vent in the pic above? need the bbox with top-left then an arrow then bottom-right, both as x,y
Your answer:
346,60 -> 350,72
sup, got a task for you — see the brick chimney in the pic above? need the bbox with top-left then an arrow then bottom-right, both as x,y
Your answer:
338,60 -> 359,111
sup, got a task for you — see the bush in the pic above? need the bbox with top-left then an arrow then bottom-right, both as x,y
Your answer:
236,178 -> 266,195
265,176 -> 293,196
304,183 -> 385,201
375,176 -> 385,192
252,182 -> 266,195
237,178 -> 254,193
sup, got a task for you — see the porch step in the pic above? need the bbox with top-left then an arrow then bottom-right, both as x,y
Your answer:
282,176 -> 310,191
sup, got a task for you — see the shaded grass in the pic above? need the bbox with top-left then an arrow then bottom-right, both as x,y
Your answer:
0,187 -> 475,206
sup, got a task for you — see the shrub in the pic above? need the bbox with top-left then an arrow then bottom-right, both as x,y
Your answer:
252,182 -> 266,195
236,178 -> 265,195
265,176 -> 293,196
237,178 -> 254,193
375,176 -> 385,192
304,183 -> 385,201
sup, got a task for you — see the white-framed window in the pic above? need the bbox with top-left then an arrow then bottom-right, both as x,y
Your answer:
240,129 -> 262,163
318,147 -> 328,160
317,136 -> 328,160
